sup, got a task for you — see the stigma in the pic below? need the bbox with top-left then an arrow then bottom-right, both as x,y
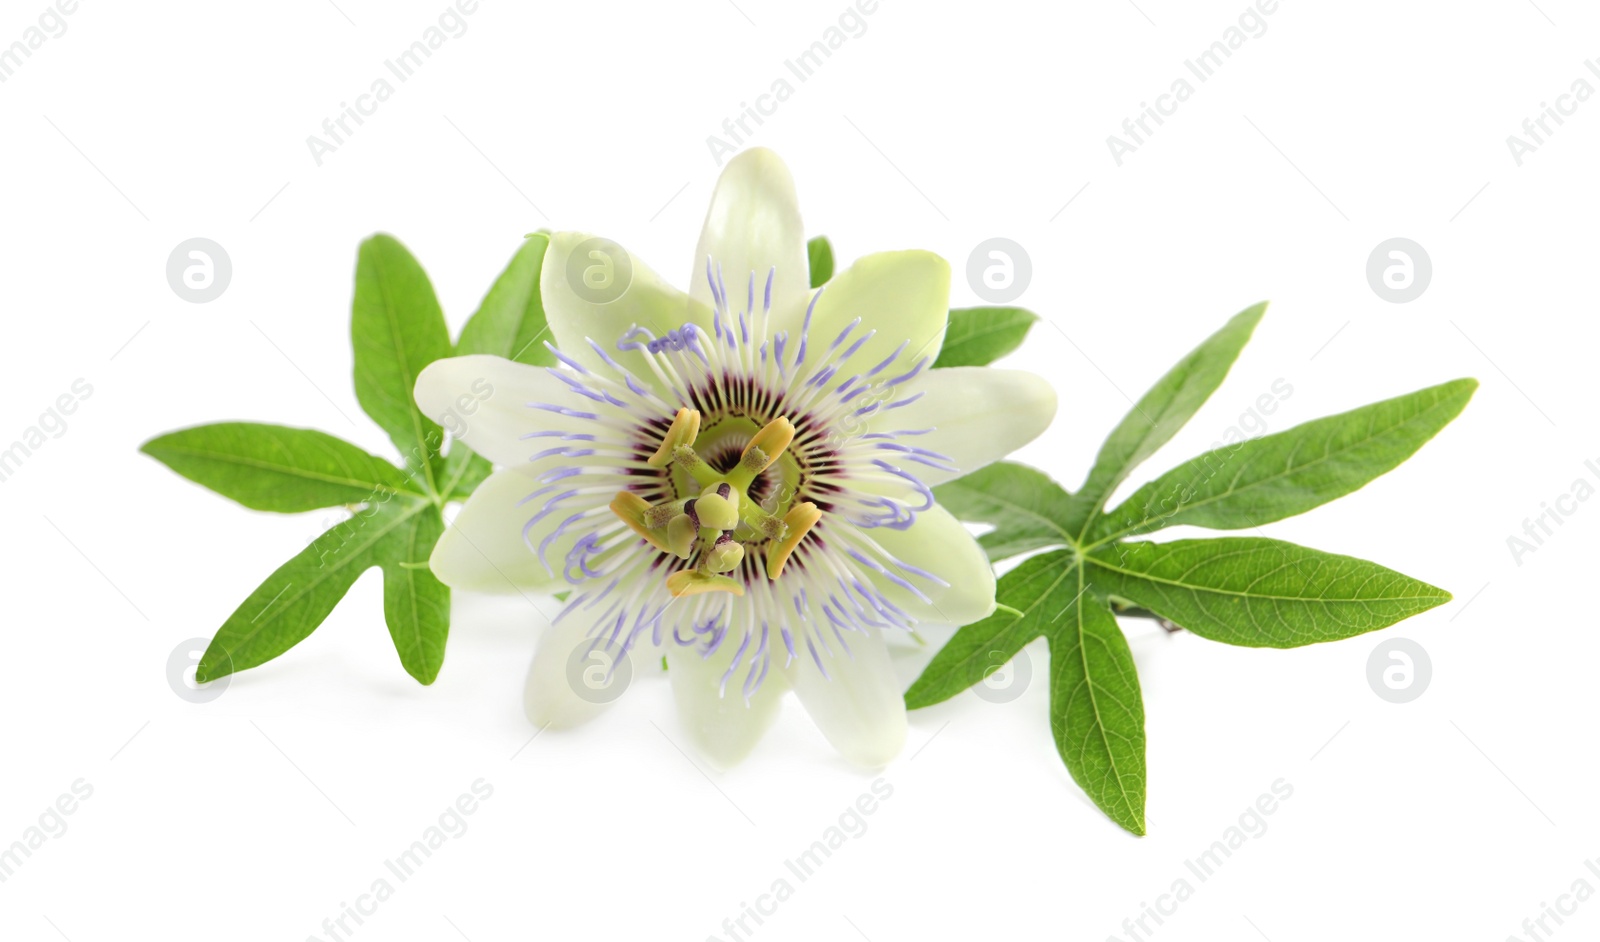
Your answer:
610,413 -> 813,597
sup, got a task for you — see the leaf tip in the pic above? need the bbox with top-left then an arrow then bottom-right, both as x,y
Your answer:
902,682 -> 943,712
193,654 -> 231,686
1236,299 -> 1270,324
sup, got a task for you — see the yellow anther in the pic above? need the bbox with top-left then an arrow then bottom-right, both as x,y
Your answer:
693,487 -> 739,531
643,502 -> 678,529
765,501 -> 821,579
610,492 -> 669,552
666,569 -> 745,598
705,537 -> 745,573
647,408 -> 701,468
741,416 -> 795,474
665,514 -> 698,559
755,512 -> 787,541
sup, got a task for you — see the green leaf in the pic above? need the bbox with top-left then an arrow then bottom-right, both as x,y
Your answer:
1089,379 -> 1478,542
904,550 -> 1076,708
1064,302 -> 1266,536
438,444 -> 493,502
932,307 -> 1038,369
933,462 -> 1074,561
1047,581 -> 1146,836
381,504 -> 450,684
351,234 -> 452,489
807,235 -> 834,288
1086,538 -> 1451,647
196,498 -> 429,682
454,234 -> 556,366
901,301 -> 1471,834
140,423 -> 418,513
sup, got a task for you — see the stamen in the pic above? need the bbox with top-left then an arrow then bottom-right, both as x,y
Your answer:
647,407 -> 701,467
665,514 -> 698,558
673,444 -> 719,486
694,489 -> 739,531
667,569 -> 744,598
642,502 -> 679,529
535,255 -> 951,700
766,501 -> 821,579
741,416 -> 795,474
609,492 -> 670,553
705,534 -> 745,573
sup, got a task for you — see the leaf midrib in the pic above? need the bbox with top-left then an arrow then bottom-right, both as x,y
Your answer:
216,499 -> 427,660
943,312 -> 1031,352
1085,386 -> 1463,549
145,443 -> 424,500
1085,546 -> 1449,603
1073,354 -> 1206,542
1058,566 -> 1140,830
389,511 -> 428,662
371,246 -> 440,498
947,482 -> 1076,547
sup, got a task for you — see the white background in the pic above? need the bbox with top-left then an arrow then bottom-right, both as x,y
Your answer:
1,1 -> 1596,939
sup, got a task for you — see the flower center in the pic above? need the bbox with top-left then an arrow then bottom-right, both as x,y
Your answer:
608,408 -> 820,598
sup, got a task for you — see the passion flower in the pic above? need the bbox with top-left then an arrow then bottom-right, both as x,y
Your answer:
415,149 -> 1055,766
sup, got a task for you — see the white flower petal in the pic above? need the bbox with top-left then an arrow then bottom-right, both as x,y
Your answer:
854,503 -> 996,627
414,354 -> 600,468
541,232 -> 713,390
868,366 -> 1057,488
692,148 -> 808,318
667,638 -> 788,770
803,250 -> 949,382
524,615 -> 640,730
430,467 -> 567,593
785,628 -> 906,767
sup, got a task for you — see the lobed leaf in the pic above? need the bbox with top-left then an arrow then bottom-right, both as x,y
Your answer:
196,498 -> 431,682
